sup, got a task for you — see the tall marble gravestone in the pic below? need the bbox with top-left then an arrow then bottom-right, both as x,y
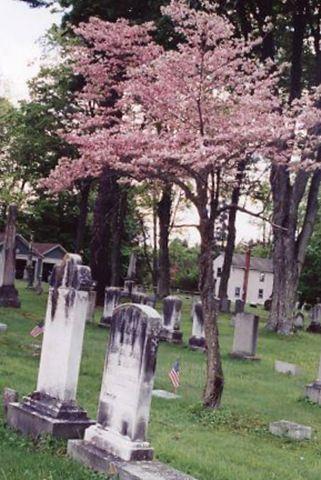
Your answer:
159,296 -> 183,344
305,354 -> 321,404
68,303 -> 162,468
0,204 -> 20,308
230,313 -> 260,360
189,302 -> 206,351
7,254 -> 94,439
99,286 -> 122,328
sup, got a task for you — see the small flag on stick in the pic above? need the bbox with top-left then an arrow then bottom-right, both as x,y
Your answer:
30,321 -> 44,338
169,359 -> 180,394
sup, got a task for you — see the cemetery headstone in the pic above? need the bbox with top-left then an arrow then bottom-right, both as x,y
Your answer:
189,302 -> 206,351
293,312 -> 304,330
231,299 -> 245,327
219,297 -> 231,313
160,295 -> 183,344
230,313 -> 260,360
99,286 -> 122,328
307,303 -> 321,333
7,254 -> 95,439
0,204 -> 20,308
68,303 -> 165,466
0,323 -> 7,332
269,420 -> 312,441
86,289 -> 97,323
305,353 -> 321,405
275,360 -> 301,376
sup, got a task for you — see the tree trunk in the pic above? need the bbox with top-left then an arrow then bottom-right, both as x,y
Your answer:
218,161 -> 245,300
75,180 -> 91,253
110,187 -> 128,286
157,183 -> 172,298
290,0 -> 308,101
152,190 -> 158,292
90,169 -> 118,305
197,188 -> 224,408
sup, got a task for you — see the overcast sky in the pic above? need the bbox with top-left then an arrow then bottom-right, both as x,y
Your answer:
0,0 -> 61,101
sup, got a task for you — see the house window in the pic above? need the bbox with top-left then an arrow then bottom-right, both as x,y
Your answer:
258,289 -> 264,299
235,287 -> 241,298
260,273 -> 265,282
217,267 -> 222,277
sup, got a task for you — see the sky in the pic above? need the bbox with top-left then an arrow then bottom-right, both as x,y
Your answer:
0,0 -> 263,245
0,0 -> 62,101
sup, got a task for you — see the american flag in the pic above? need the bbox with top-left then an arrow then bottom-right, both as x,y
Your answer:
30,321 -> 44,338
169,359 -> 180,390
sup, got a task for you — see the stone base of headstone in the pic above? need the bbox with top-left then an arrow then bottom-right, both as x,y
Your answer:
159,328 -> 183,344
229,352 -> 261,361
152,390 -> 180,400
7,392 -> 94,440
68,440 -> 197,480
306,322 -> 321,334
269,420 -> 312,441
0,285 -> 20,308
188,336 -> 206,351
98,316 -> 111,328
305,382 -> 321,405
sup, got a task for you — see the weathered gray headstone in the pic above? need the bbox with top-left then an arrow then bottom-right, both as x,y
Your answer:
0,204 -> 20,308
275,360 -> 301,376
234,299 -> 245,314
160,296 -> 183,344
7,254 -> 94,439
307,304 -> 321,333
230,313 -> 260,359
99,286 -> 122,328
305,353 -> 321,405
219,297 -> 231,313
68,303 -> 162,464
86,289 -> 97,323
269,420 -> 312,441
189,302 -> 206,351
0,323 -> 7,332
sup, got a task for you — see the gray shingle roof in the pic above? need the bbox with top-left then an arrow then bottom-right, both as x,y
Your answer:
232,253 -> 273,273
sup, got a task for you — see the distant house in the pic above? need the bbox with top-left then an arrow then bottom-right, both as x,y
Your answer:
0,233 -> 67,282
213,253 -> 274,305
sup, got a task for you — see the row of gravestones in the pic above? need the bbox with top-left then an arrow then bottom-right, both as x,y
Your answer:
4,254 -> 196,480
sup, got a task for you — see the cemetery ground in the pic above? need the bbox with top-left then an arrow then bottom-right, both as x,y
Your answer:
1,285 -> 321,480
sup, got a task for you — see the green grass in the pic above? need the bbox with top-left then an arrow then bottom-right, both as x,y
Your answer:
1,283 -> 321,479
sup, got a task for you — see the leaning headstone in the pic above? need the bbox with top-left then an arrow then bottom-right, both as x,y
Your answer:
269,420 -> 312,441
0,204 -> 20,308
86,289 -> 97,323
230,313 -> 260,360
7,254 -> 94,439
68,303 -> 163,465
275,360 -> 301,376
99,286 -> 122,328
219,297 -> 231,313
160,296 -> 183,344
189,302 -> 206,351
305,354 -> 321,405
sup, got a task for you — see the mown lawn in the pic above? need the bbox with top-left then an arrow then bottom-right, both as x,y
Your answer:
1,282 -> 321,480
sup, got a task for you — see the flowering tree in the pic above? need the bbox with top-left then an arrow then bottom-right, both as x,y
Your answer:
46,1 -> 320,406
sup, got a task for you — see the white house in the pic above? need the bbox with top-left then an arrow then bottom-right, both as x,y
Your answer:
213,253 -> 274,305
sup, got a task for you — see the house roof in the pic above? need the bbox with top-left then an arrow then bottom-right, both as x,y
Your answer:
0,233 -> 67,258
231,253 -> 273,273
32,242 -> 67,256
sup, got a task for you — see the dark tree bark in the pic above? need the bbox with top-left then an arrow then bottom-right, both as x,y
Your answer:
289,0 -> 308,102
75,179 -> 91,253
218,161 -> 245,300
157,183 -> 172,298
110,186 -> 128,286
90,169 -> 117,305
196,179 -> 224,408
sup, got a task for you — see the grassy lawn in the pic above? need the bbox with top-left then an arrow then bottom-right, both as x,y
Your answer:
1,282 -> 321,479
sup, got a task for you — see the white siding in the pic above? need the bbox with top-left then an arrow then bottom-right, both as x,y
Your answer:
213,254 -> 273,305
